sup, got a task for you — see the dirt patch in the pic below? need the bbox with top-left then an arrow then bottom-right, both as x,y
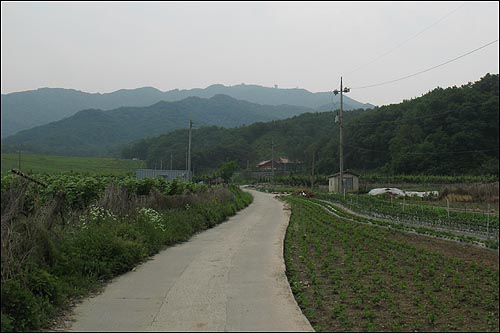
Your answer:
389,232 -> 499,269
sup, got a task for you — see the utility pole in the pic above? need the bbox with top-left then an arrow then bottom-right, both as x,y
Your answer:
188,120 -> 192,181
160,160 -> 163,170
170,152 -> 173,170
340,77 -> 344,194
333,77 -> 350,194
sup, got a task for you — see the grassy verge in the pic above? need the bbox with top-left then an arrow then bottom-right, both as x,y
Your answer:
283,196 -> 499,332
1,184 -> 252,332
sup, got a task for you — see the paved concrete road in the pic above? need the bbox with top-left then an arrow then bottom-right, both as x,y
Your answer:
69,189 -> 313,332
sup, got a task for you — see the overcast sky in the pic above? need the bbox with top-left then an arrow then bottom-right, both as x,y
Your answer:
1,1 -> 499,106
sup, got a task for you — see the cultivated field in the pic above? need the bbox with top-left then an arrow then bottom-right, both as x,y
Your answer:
1,153 -> 145,175
284,196 -> 499,332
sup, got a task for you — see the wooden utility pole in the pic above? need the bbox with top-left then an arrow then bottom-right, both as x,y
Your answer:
334,77 -> 350,193
170,152 -> 173,170
339,77 -> 344,194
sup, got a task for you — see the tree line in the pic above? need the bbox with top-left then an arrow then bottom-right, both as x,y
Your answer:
122,74 -> 499,177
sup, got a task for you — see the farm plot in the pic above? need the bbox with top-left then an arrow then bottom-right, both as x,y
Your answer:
317,193 -> 499,241
284,196 -> 499,332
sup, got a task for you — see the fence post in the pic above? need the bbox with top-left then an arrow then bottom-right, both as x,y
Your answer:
447,199 -> 450,219
486,203 -> 490,236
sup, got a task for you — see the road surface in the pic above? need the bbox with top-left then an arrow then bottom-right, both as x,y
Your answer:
68,189 -> 313,332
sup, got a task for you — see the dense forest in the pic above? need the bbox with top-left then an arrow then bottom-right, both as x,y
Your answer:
122,74 -> 499,176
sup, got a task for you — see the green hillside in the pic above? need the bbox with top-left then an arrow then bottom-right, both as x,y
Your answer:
123,74 -> 499,176
1,84 -> 374,138
1,153 -> 145,175
1,95 -> 313,156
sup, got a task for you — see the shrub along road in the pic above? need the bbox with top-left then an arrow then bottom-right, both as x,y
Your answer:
68,188 -> 313,332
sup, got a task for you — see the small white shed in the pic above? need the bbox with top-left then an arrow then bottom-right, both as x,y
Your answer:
328,171 -> 360,193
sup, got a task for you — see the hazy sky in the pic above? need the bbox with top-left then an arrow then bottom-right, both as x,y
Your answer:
1,1 -> 499,105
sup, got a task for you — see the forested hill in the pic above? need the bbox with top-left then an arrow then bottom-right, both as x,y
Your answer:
1,84 -> 374,138
122,74 -> 499,176
1,95 -> 314,157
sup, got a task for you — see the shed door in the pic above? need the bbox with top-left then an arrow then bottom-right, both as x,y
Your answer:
344,177 -> 353,191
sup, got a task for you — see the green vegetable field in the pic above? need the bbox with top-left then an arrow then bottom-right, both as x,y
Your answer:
284,196 -> 499,332
1,153 -> 145,175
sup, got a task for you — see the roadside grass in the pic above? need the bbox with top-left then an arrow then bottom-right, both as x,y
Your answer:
283,196 -> 499,332
1,181 -> 252,332
1,153 -> 145,175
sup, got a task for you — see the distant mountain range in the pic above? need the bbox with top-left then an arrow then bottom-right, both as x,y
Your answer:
1,84 -> 375,137
1,95 -> 321,156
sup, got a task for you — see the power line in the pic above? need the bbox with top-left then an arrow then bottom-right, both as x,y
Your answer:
350,39 -> 499,90
346,3 -> 466,75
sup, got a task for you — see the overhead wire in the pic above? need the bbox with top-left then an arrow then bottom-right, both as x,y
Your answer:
338,6 -> 499,152
345,3 -> 466,76
350,39 -> 499,90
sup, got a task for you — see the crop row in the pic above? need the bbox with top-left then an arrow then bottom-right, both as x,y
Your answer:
283,196 -> 499,332
360,174 -> 498,184
316,193 -> 499,239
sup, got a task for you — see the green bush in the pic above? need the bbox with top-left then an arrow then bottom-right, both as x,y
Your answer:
1,280 -> 43,331
1,184 -> 253,332
55,224 -> 146,280
26,269 -> 63,306
1,312 -> 14,332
